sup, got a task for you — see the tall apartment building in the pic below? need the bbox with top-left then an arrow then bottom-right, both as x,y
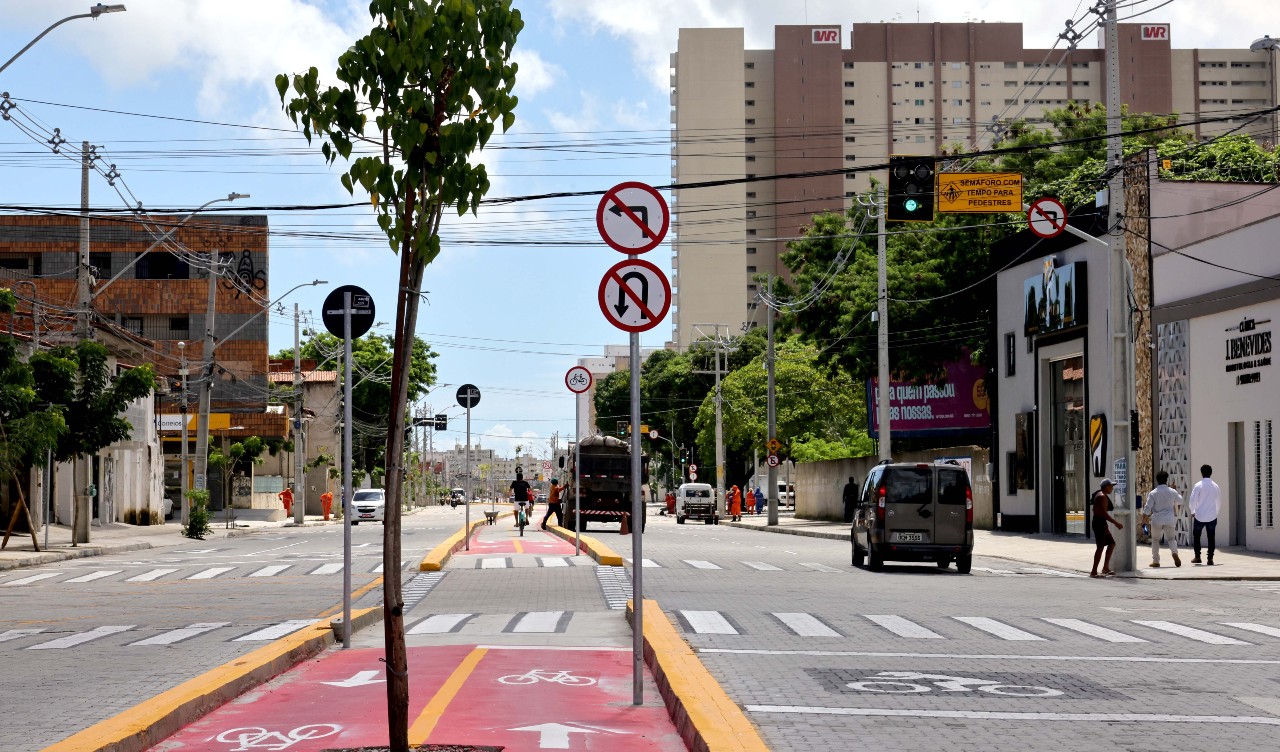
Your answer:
669,22 -> 1279,348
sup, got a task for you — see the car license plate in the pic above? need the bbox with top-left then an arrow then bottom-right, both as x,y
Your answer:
360,513 -> 373,518
893,532 -> 924,542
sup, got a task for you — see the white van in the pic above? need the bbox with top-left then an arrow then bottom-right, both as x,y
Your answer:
676,482 -> 719,524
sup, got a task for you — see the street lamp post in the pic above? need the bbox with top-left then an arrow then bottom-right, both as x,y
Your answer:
0,5 -> 127,78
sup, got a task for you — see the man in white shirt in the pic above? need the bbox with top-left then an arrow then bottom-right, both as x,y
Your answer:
1187,464 -> 1222,566
1143,471 -> 1182,567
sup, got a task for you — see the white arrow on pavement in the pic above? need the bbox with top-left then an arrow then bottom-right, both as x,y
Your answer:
320,670 -> 384,688
509,722 -> 624,749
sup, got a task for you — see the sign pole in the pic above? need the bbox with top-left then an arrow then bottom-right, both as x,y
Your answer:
574,396 -> 581,556
465,403 -> 471,551
342,292 -> 353,649
629,327 -> 643,706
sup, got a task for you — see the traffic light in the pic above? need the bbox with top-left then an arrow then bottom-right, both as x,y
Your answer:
434,414 -> 447,431
887,154 -> 936,222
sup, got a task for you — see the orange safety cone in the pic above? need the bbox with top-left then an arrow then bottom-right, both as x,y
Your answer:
619,512 -> 630,536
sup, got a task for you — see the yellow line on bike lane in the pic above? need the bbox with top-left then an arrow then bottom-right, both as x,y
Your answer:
407,646 -> 489,744
513,538 -> 525,554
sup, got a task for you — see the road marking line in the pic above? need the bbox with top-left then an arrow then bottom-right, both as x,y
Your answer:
0,628 -> 45,643
698,647 -> 1280,665
540,557 -> 569,567
63,570 -> 123,583
744,705 -> 1280,725
233,620 -> 314,642
680,610 -> 739,635
864,615 -> 944,639
1041,618 -> 1147,643
623,558 -> 661,567
3,572 -> 58,586
1235,696 -> 1280,716
800,562 -> 842,572
773,613 -> 840,638
372,563 -> 385,573
1132,620 -> 1250,645
510,611 -> 566,633
1221,622 -> 1280,639
408,647 -> 488,744
743,561 -> 782,571
480,558 -> 508,569
407,614 -> 475,634
316,576 -> 383,619
310,563 -> 344,575
973,567 -> 1025,576
249,565 -> 291,578
129,622 -> 229,646
478,644 -> 629,651
683,560 -> 722,569
1022,567 -> 1087,578
27,625 -> 134,650
187,567 -> 235,580
126,568 -> 178,582
954,616 -> 1045,641
513,539 -> 524,554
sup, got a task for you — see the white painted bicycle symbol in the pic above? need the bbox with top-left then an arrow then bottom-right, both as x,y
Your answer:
497,669 -> 597,686
214,724 -> 342,751
846,671 -> 1063,697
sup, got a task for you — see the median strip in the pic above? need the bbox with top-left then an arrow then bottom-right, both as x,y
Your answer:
544,523 -> 624,566
419,510 -> 513,571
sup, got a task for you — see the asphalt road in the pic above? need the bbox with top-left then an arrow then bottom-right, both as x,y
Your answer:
0,507 -> 464,752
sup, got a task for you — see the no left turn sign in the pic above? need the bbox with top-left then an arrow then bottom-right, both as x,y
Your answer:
1027,197 -> 1068,239
597,182 -> 669,254
598,258 -> 672,333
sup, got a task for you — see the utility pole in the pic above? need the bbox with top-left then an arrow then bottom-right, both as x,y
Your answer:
179,341 -> 189,526
293,303 -> 305,524
875,187 -> 891,461
193,254 -> 224,505
694,324 -> 731,512
72,141 -> 94,545
766,275 -> 779,526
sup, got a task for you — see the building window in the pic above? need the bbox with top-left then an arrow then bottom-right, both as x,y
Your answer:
746,173 -> 756,179
745,137 -> 756,143
745,118 -> 756,125
745,100 -> 755,106
746,210 -> 756,218
844,81 -> 856,87
135,251 -> 191,280
844,117 -> 856,124
844,62 -> 855,69
914,99 -> 925,106
747,284 -> 758,292
123,317 -> 143,336
89,252 -> 113,278
746,265 -> 757,273
914,81 -> 925,88
1005,333 -> 1016,377
747,247 -> 757,254
845,99 -> 856,106
746,191 -> 756,198
951,80 -> 963,88
845,155 -> 856,161
745,81 -> 755,87
745,155 -> 756,163
169,316 -> 191,340
844,136 -> 856,143
1005,98 -> 1017,105
745,62 -> 755,69
846,173 -> 857,179
746,229 -> 757,236
914,117 -> 923,124
1004,61 -> 1018,69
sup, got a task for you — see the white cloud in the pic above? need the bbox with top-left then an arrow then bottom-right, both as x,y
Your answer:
545,91 -> 602,133
510,48 -> 563,98
611,99 -> 650,129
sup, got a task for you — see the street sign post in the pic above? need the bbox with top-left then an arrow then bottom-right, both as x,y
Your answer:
1027,196 -> 1069,239
936,173 -> 1023,213
648,429 -> 659,440
766,454 -> 780,468
596,181 -> 669,254
688,471 -> 698,481
767,438 -> 781,453
688,464 -> 697,473
565,365 -> 593,394
598,258 -> 671,333
322,285 -> 375,339
457,384 -> 481,549
565,366 -> 592,557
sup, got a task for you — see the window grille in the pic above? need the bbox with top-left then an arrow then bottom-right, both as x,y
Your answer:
1256,421 -> 1264,527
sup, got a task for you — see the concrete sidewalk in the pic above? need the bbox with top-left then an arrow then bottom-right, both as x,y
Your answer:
724,511 -> 1280,580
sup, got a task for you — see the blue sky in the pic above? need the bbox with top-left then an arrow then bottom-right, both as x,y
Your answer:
2,0 -> 1276,459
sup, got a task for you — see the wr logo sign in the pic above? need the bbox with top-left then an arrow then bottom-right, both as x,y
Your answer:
812,28 -> 840,44
1141,24 -> 1169,41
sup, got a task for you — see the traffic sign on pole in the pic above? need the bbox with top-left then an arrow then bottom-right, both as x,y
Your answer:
565,366 -> 593,394
767,438 -> 782,453
456,384 -> 481,409
766,454 -> 780,468
688,471 -> 698,481
598,258 -> 671,333
1027,196 -> 1068,239
688,464 -> 697,473
322,285 -> 375,339
596,182 -> 669,254
936,172 -> 1023,213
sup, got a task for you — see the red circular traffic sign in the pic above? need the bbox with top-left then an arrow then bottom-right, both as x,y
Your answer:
596,182 -> 669,254
597,258 -> 672,333
1027,197 -> 1068,239
565,366 -> 593,394
766,454 -> 781,468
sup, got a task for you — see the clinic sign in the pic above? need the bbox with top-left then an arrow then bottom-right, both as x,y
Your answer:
1224,317 -> 1272,386
868,360 -> 990,438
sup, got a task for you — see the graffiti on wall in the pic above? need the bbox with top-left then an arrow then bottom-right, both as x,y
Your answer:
219,250 -> 267,300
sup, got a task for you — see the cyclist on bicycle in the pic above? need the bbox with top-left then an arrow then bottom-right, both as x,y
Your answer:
509,471 -> 532,527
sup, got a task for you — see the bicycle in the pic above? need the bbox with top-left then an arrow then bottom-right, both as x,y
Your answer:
516,501 -> 528,536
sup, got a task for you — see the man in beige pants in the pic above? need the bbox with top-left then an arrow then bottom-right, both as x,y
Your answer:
1143,470 -> 1183,568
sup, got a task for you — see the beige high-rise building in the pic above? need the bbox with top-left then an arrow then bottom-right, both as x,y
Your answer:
669,22 -> 1279,349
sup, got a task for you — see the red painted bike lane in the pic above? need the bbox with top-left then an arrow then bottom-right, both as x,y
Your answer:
150,645 -> 683,751
456,525 -> 578,557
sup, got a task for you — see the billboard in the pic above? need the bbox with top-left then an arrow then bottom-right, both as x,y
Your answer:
868,360 -> 990,438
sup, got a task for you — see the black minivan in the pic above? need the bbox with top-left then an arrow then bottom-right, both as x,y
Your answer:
851,461 -> 975,573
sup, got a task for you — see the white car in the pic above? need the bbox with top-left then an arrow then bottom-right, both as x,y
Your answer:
351,489 -> 386,524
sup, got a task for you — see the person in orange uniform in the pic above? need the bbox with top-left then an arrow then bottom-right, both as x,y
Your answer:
278,485 -> 294,516
320,490 -> 334,520
664,490 -> 676,516
729,484 -> 742,521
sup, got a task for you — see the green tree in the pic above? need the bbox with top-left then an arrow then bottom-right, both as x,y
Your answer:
208,435 -> 269,526
277,1 -> 522,745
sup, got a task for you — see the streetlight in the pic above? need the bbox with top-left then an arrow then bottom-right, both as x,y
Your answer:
1250,35 -> 1280,146
0,5 -> 127,77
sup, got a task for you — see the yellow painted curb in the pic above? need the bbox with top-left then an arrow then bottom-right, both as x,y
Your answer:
545,523 -> 624,566
419,509 -> 513,571
628,599 -> 769,752
43,607 -> 382,752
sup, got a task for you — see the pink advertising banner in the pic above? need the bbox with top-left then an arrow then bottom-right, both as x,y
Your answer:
868,360 -> 991,437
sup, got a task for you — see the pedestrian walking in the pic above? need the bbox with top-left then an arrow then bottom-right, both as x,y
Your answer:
278,485 -> 294,517
1188,464 -> 1221,566
664,490 -> 676,516
754,486 -> 765,515
540,478 -> 564,530
729,485 -> 742,521
842,476 -> 858,523
1142,471 -> 1183,568
1090,478 -> 1124,578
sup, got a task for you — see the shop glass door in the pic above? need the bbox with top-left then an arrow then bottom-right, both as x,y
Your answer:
1052,356 -> 1087,535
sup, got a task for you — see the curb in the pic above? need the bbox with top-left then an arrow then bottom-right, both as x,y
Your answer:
419,510 -> 514,571
0,542 -> 155,572
627,599 -> 769,752
722,519 -> 845,542
543,523 -> 624,566
43,606 -> 383,752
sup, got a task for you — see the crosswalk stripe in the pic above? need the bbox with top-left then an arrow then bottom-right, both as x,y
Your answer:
510,611 -> 565,633
480,558 -> 508,569
800,563 -> 842,573
309,563 -> 344,575
187,567 -> 235,580
539,557 -> 569,567
1133,620 -> 1251,645
683,560 -> 722,570
680,610 -> 739,635
864,614 -> 944,639
372,563 -> 385,573
1221,622 -> 1280,639
1041,618 -> 1148,643
27,625 -> 134,650
127,568 -> 178,582
953,616 -> 1045,641
3,572 -> 58,587
63,570 -> 123,584
0,628 -> 45,643
773,613 -> 840,637
624,558 -> 661,568
408,614 -> 475,634
233,620 -> 314,642
249,565 -> 291,578
742,561 -> 783,571
129,622 -> 229,646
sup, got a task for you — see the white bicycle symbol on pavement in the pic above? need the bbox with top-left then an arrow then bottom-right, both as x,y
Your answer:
498,669 -> 597,686
214,724 -> 342,751
846,671 -> 1063,697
